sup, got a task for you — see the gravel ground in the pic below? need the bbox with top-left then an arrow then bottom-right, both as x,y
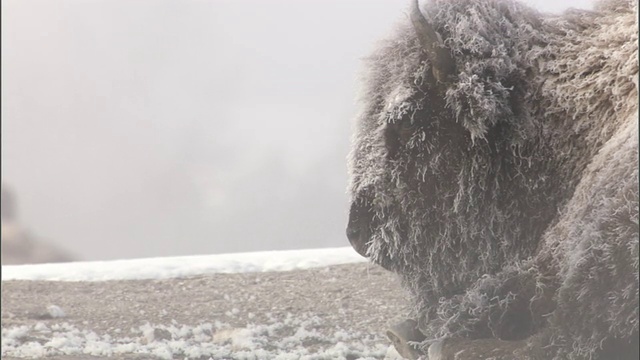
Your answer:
1,263 -> 411,359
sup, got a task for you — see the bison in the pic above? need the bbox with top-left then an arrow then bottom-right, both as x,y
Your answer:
346,0 -> 638,359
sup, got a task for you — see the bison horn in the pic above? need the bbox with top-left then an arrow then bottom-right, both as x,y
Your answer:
411,0 -> 455,83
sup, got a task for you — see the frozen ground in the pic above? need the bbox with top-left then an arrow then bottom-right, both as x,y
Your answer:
1,247 -> 368,282
1,247 -> 410,359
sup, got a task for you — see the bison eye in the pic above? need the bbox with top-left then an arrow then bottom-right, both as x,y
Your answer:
398,118 -> 418,140
400,118 -> 416,130
384,118 -> 419,159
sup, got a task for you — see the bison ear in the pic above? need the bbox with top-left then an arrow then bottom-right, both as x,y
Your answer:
411,0 -> 455,84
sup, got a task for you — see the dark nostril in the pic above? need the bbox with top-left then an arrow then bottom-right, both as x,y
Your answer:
346,226 -> 369,257
346,226 -> 360,241
347,199 -> 373,257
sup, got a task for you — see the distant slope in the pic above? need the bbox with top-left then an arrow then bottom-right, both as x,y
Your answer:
1,247 -> 367,281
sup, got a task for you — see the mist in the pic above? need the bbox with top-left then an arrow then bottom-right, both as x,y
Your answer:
1,0 -> 594,261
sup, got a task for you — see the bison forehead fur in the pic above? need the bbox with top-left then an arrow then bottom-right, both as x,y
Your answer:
347,0 -> 638,358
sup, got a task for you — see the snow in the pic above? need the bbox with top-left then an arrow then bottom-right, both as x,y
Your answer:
46,305 -> 66,318
1,246 -> 367,282
2,318 -> 402,359
1,247 -> 406,359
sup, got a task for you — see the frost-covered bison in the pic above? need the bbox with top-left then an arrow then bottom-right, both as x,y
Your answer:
346,0 -> 638,359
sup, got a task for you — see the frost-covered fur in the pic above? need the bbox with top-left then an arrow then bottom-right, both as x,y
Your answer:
347,0 -> 638,358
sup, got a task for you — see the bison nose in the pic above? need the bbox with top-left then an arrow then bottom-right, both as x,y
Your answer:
346,225 -> 368,257
347,226 -> 364,250
347,198 -> 374,258
346,226 -> 360,244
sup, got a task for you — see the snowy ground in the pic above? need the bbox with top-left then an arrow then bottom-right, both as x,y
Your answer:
1,247 -> 368,282
1,247 -> 410,359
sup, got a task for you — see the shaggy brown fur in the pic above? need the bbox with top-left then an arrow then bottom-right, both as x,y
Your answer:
346,0 -> 638,358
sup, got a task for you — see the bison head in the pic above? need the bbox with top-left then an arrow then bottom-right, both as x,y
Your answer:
346,0 -> 465,272
346,0 -> 546,280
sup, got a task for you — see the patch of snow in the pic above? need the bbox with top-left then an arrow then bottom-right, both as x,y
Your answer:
46,305 -> 66,318
1,316 -> 395,360
1,247 -> 366,282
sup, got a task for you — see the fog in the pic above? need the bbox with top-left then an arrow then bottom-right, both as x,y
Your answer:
1,0 -> 593,261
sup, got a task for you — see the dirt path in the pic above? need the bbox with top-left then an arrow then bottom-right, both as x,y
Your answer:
1,263 -> 411,359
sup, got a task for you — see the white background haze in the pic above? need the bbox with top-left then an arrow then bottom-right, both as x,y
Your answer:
1,0 -> 593,261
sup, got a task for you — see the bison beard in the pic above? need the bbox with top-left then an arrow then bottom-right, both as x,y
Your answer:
346,0 -> 639,359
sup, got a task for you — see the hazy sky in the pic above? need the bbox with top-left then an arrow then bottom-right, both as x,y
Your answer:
2,0 -> 594,261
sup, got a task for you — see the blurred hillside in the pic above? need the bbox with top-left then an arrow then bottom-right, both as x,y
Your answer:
1,184 -> 76,264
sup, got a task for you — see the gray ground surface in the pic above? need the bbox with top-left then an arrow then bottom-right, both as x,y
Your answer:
1,263 -> 410,359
